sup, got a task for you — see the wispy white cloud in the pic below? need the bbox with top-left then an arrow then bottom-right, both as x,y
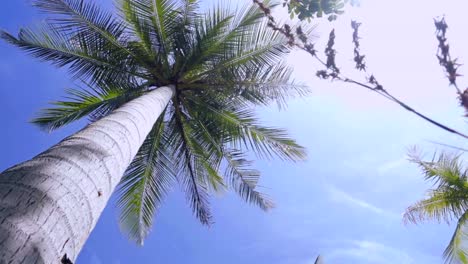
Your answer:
342,155 -> 409,176
327,185 -> 398,219
377,158 -> 408,175
328,240 -> 414,264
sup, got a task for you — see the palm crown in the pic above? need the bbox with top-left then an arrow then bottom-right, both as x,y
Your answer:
1,0 -> 308,244
404,151 -> 468,263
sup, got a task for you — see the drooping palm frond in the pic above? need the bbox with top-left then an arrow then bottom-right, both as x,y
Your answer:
0,26 -> 148,85
224,150 -> 274,210
167,110 -> 214,225
32,0 -> 129,53
405,151 -> 468,263
203,62 -> 308,109
404,187 -> 468,225
444,211 -> 468,264
35,0 -> 156,71
186,97 -> 306,161
31,82 -> 147,131
181,99 -> 273,209
176,106 -> 226,192
116,114 -> 175,244
5,0 -> 310,245
183,28 -> 288,83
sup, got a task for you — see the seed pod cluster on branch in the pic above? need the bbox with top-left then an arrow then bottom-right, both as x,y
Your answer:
252,0 -> 468,139
434,17 -> 468,114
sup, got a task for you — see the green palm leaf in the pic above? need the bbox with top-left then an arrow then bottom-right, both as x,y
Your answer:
224,150 -> 274,210
182,103 -> 272,209
0,26 -> 149,84
188,98 -> 306,161
444,211 -> 468,264
119,0 -> 156,57
117,0 -> 183,70
405,151 -> 468,263
117,114 -> 176,244
31,82 -> 148,131
33,0 -> 127,50
169,106 -> 214,224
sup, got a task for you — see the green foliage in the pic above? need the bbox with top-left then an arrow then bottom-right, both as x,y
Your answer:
2,0 -> 309,244
405,151 -> 468,264
284,0 -> 358,21
31,82 -> 147,130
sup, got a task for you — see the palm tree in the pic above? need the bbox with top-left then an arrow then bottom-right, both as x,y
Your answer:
404,151 -> 468,264
0,0 -> 308,262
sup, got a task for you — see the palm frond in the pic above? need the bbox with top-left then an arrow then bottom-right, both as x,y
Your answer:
182,2 -> 290,83
406,150 -> 468,263
180,0 -> 200,27
0,27 -> 148,84
175,7 -> 233,76
409,151 -> 468,189
119,0 -> 156,56
186,63 -> 308,109
182,99 -> 273,210
32,0 -> 154,69
167,107 -> 213,225
125,0 -> 182,70
33,0 -> 125,43
403,188 -> 468,224
180,0 -> 273,73
188,98 -> 306,161
116,115 -> 176,244
444,211 -> 468,264
32,83 -> 146,131
224,150 -> 274,210
149,0 -> 180,51
236,63 -> 309,109
179,112 -> 226,192
116,0 -> 183,68
404,152 -> 468,224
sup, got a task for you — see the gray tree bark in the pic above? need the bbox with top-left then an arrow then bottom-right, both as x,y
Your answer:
0,86 -> 175,263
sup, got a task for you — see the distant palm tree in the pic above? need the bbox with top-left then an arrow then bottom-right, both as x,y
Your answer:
404,151 -> 468,264
0,0 -> 308,262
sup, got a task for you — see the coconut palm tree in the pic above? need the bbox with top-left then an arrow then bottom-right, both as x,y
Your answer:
404,151 -> 468,264
0,0 -> 308,262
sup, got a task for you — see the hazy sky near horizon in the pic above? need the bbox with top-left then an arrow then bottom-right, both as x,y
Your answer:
1,0 -> 468,263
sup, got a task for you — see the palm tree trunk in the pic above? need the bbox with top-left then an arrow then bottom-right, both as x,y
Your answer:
0,86 -> 175,263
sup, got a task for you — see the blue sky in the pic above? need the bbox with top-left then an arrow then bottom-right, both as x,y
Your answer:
1,0 -> 468,263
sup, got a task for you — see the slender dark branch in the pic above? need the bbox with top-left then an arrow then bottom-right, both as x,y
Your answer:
344,78 -> 468,139
384,92 -> 468,139
252,0 -> 468,139
427,140 -> 468,152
